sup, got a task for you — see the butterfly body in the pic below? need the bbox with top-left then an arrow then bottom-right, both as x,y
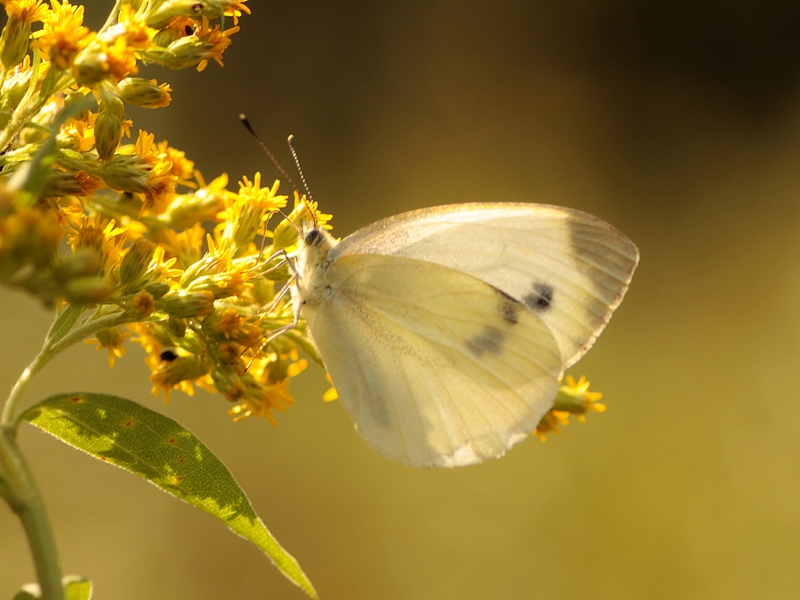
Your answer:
293,203 -> 638,467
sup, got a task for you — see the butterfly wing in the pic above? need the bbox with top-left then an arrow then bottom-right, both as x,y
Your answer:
333,203 -> 639,368
302,253 -> 562,467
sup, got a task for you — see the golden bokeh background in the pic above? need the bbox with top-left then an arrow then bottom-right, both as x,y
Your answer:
3,2 -> 800,598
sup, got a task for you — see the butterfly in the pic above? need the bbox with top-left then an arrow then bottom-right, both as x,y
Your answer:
292,202 -> 638,467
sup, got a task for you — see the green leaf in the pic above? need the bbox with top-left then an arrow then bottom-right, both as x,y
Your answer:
21,393 -> 318,599
12,576 -> 92,600
45,304 -> 86,347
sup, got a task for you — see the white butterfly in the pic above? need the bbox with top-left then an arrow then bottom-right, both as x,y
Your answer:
292,202 -> 638,467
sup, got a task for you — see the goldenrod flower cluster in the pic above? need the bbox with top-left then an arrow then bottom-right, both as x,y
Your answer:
0,0 -> 326,424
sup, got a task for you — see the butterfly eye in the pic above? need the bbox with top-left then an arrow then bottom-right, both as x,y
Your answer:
304,229 -> 323,246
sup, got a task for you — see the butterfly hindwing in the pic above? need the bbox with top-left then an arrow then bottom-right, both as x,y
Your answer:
301,253 -> 563,467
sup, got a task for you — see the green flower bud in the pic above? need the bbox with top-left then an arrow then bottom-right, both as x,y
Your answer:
0,15 -> 31,69
1,64 -> 32,112
152,354 -> 212,388
160,290 -> 215,318
54,248 -> 101,281
120,238 -> 156,288
63,276 -> 113,303
73,46 -> 110,86
144,281 -> 170,299
118,77 -> 172,109
101,156 -> 150,193
95,94 -> 125,161
167,315 -> 187,338
144,1 -> 228,30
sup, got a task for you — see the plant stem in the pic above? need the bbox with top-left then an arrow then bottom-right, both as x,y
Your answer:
2,309 -> 131,428
0,427 -> 64,600
0,306 -> 133,598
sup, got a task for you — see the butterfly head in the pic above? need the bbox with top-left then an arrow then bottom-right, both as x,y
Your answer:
296,222 -> 338,278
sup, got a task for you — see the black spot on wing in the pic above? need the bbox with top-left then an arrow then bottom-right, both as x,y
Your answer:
467,326 -> 505,357
524,282 -> 554,313
496,289 -> 521,325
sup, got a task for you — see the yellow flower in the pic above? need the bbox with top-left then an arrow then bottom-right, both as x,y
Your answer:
225,346 -> 307,424
85,326 -> 128,367
223,0 -> 251,24
217,173 -> 287,251
63,213 -> 127,279
535,410 -> 571,442
229,378 -> 296,425
1,0 -> 49,22
160,173 -> 230,231
150,352 -> 214,403
104,130 -> 190,214
33,0 -> 92,71
146,17 -> 239,72
115,4 -> 156,49
58,115 -> 96,152
535,375 -> 606,441
158,223 -> 206,268
104,35 -> 139,82
555,374 -> 606,421
64,213 -> 124,251
184,259 -> 252,299
0,0 -> 49,68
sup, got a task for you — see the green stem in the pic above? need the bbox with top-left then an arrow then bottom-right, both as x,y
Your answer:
0,427 -> 64,600
2,308 -> 131,429
0,306 -> 133,598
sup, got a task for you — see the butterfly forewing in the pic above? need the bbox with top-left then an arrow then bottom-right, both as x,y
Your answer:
333,203 -> 639,368
301,254 -> 563,467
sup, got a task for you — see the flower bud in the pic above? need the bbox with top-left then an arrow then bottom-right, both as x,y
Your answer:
144,281 -> 170,299
272,217 -> 300,250
54,248 -> 101,281
167,315 -> 187,338
0,15 -> 31,69
118,77 -> 172,109
73,43 -> 111,86
160,290 -> 215,318
101,156 -> 150,193
144,1 -> 230,30
151,354 -> 212,389
1,61 -> 32,111
63,276 -> 113,303
120,238 -> 156,287
273,195 -> 320,249
95,93 -> 125,161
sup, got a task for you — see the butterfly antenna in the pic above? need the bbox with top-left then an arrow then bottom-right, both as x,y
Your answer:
239,114 -> 297,191
287,135 -> 317,225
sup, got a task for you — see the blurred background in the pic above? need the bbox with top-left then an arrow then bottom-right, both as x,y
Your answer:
3,1 -> 800,598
